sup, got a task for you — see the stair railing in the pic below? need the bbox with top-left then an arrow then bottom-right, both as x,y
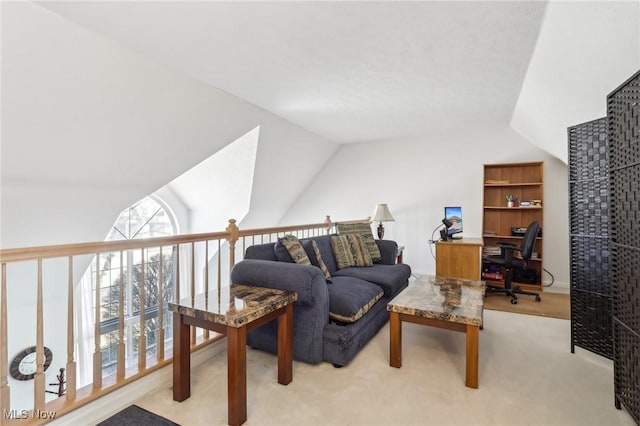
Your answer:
0,216 -> 365,424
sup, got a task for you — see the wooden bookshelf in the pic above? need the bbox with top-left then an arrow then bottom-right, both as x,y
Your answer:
482,162 -> 544,291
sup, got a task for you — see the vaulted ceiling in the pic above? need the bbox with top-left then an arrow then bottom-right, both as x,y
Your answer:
36,2 -> 545,141
35,1 -> 639,162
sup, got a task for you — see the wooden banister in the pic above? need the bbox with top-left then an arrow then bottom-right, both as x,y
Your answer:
93,254 -> 102,390
0,231 -> 231,263
157,246 -> 165,362
0,216 -> 367,424
34,260 -> 45,412
0,216 -> 372,263
117,251 -> 125,382
66,257 -> 76,402
138,249 -> 146,371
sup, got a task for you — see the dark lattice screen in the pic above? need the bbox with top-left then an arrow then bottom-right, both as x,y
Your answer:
607,69 -> 640,424
568,117 -> 612,359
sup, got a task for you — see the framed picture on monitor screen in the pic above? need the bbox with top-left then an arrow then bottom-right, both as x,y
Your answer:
444,206 -> 463,238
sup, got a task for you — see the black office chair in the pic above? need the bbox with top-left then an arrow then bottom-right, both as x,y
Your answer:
484,221 -> 542,305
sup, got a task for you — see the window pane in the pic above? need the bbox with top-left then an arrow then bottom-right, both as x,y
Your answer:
88,196 -> 177,379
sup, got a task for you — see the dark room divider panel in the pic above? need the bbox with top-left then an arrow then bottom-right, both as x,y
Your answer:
607,69 -> 640,424
568,117 -> 612,360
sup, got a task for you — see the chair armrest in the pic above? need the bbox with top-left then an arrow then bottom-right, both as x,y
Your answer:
375,240 -> 399,264
230,259 -> 329,308
497,242 -> 521,261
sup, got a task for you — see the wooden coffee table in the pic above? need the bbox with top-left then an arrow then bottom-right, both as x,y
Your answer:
170,284 -> 297,426
387,274 -> 485,388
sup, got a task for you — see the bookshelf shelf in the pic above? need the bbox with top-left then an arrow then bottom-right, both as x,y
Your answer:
482,162 -> 544,290
484,182 -> 542,187
483,206 -> 542,210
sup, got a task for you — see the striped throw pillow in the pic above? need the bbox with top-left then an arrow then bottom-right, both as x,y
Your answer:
330,234 -> 373,269
336,222 -> 382,262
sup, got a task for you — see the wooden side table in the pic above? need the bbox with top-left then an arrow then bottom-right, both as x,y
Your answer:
170,284 -> 297,426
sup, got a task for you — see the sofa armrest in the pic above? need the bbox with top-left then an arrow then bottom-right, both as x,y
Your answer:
230,259 -> 329,308
375,240 -> 399,265
231,259 -> 330,365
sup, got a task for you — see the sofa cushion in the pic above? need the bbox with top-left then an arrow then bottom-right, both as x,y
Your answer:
337,222 -> 382,263
333,263 -> 412,298
330,234 -> 373,269
302,239 -> 332,283
279,234 -> 311,265
302,235 -> 339,274
245,243 -> 279,261
374,239 -> 400,265
327,277 -> 383,323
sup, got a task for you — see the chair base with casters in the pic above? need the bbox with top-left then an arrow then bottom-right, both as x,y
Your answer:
485,268 -> 541,304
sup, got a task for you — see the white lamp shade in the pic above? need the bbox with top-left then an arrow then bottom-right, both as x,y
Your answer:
372,204 -> 395,222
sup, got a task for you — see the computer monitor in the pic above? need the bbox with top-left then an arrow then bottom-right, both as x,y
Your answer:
444,206 -> 463,238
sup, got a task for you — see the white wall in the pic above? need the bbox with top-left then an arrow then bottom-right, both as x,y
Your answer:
1,2 -> 339,249
511,0 -> 640,163
1,2 -> 337,410
282,125 -> 570,290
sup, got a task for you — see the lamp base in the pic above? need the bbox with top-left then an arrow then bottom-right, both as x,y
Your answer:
377,222 -> 385,239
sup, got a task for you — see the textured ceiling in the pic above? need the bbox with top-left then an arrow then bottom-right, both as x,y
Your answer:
37,1 -> 547,144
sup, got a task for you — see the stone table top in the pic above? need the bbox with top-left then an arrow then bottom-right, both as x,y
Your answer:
387,275 -> 485,327
169,284 -> 298,328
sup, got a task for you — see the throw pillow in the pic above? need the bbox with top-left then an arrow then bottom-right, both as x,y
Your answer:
336,222 -> 382,262
279,234 -> 311,266
302,240 -> 333,283
274,240 -> 294,262
330,234 -> 373,269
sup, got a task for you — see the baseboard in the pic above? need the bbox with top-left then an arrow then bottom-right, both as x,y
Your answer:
49,339 -> 225,425
543,281 -> 569,294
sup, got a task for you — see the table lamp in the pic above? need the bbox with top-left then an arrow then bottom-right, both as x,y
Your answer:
372,204 -> 395,239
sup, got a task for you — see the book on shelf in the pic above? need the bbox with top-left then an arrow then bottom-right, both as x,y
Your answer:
483,230 -> 497,237
482,272 -> 504,280
485,179 -> 510,184
482,246 -> 502,256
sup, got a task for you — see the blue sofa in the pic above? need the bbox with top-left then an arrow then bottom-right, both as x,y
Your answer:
230,234 -> 411,367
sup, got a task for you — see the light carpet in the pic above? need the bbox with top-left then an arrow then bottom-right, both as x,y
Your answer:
134,309 -> 634,426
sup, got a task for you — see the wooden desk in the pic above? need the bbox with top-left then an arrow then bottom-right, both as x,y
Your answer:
170,284 -> 297,426
435,238 -> 483,280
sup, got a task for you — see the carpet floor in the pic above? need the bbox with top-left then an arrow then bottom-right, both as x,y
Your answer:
483,290 -> 570,320
131,309 -> 634,426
